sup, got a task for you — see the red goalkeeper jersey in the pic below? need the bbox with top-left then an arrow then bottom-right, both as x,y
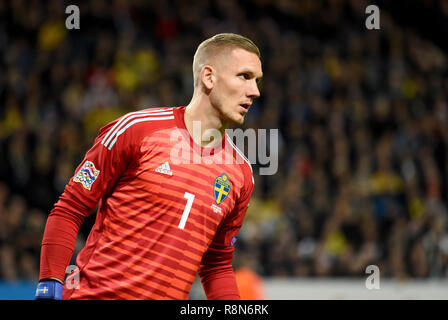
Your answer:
39,106 -> 254,300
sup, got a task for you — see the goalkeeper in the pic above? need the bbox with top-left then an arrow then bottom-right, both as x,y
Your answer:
36,33 -> 262,300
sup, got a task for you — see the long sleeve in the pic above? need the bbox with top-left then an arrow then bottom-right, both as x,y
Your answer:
198,167 -> 254,300
39,119 -> 135,281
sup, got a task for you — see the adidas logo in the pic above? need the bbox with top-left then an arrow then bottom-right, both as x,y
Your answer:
155,161 -> 173,176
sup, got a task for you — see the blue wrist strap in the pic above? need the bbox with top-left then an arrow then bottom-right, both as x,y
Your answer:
35,280 -> 63,300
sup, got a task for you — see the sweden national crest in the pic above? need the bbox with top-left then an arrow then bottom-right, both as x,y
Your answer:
214,173 -> 231,205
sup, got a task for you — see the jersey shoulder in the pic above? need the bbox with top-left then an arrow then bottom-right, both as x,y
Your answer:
98,107 -> 178,150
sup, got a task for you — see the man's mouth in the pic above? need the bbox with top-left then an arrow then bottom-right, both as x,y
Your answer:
239,103 -> 251,112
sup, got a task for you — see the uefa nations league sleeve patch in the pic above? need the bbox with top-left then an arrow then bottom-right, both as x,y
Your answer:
73,160 -> 100,190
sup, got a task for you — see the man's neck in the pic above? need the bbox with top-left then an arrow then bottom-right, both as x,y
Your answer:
184,96 -> 228,148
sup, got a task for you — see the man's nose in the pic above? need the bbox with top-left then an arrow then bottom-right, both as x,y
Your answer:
248,80 -> 260,98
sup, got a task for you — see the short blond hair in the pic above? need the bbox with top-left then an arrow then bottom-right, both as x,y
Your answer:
192,33 -> 261,87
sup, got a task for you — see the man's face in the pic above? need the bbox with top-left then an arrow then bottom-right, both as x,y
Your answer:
209,48 -> 263,125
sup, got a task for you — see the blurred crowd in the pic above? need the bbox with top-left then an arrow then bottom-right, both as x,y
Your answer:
1,0 -> 448,283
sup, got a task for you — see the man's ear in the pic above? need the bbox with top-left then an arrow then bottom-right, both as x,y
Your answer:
200,65 -> 215,90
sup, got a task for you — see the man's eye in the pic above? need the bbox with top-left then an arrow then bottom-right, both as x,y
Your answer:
239,73 -> 250,80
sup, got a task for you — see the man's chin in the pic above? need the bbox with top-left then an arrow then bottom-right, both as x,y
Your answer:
230,116 -> 245,126
222,113 -> 245,126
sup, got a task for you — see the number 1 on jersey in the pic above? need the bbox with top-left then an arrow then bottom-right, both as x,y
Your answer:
178,192 -> 195,229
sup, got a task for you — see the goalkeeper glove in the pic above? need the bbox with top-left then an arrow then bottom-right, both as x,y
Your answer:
35,280 -> 63,300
